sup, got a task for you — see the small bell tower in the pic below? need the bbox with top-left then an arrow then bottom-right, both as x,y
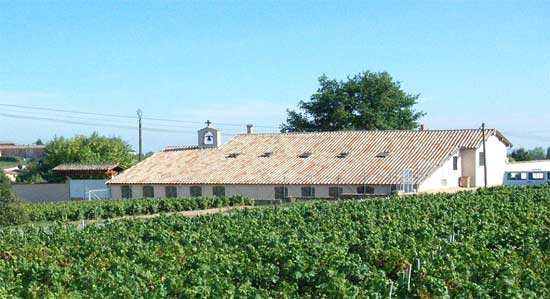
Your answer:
198,120 -> 221,148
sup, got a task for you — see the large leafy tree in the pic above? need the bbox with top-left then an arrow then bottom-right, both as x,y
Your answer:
510,147 -> 547,161
281,71 -> 425,132
17,133 -> 135,183
44,133 -> 134,169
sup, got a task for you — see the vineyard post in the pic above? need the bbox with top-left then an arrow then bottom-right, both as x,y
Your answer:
407,264 -> 412,291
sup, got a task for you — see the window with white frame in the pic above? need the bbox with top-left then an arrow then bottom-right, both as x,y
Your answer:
530,172 -> 545,180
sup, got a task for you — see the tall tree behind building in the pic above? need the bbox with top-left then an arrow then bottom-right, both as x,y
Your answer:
510,147 -> 547,161
281,71 -> 425,132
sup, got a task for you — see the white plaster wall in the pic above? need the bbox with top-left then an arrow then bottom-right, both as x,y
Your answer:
475,135 -> 508,187
153,185 -> 165,198
110,185 -> 122,199
109,184 -> 392,199
418,154 -> 462,192
419,135 -> 508,191
504,160 -> 550,172
131,185 -> 143,198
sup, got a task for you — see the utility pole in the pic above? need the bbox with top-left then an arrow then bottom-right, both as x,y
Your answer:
481,122 -> 487,188
137,109 -> 143,162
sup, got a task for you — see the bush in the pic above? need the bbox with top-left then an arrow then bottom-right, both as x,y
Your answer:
0,157 -> 18,163
0,204 -> 30,226
0,172 -> 16,205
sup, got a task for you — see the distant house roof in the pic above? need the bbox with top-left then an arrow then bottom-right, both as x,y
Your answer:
53,163 -> 123,172
108,129 -> 511,186
0,144 -> 45,149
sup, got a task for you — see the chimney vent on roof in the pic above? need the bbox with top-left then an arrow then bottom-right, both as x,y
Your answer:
420,124 -> 426,131
246,124 -> 254,134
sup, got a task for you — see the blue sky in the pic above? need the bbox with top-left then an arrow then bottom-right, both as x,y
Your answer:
1,1 -> 549,152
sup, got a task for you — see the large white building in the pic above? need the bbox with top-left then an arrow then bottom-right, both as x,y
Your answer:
108,125 -> 512,200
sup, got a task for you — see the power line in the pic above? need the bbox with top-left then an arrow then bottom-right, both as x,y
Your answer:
0,107 -> 247,134
0,103 -> 280,129
0,111 -> 239,137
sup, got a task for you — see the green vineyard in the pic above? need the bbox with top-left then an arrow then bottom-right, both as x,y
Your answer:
1,196 -> 253,225
0,186 -> 549,298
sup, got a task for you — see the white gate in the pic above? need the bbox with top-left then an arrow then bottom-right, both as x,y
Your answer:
69,179 -> 110,199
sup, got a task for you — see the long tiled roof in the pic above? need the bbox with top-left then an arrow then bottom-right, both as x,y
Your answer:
53,163 -> 122,171
108,129 -> 511,186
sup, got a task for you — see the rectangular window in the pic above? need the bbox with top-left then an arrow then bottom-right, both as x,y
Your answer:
479,152 -> 485,167
121,185 -> 132,199
301,186 -> 315,197
453,156 -> 458,171
213,186 -> 226,197
520,172 -> 528,180
274,187 -> 288,199
190,186 -> 202,197
357,186 -> 374,194
507,172 -> 521,180
328,187 -> 343,199
530,172 -> 545,180
165,186 -> 177,198
143,186 -> 154,198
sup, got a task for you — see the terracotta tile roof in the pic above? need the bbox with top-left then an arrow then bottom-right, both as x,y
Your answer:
0,144 -> 45,150
53,163 -> 122,172
163,146 -> 201,152
108,129 -> 511,186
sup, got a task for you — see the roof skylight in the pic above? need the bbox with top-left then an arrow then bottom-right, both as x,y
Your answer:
337,152 -> 350,158
299,152 -> 312,158
376,152 -> 390,158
